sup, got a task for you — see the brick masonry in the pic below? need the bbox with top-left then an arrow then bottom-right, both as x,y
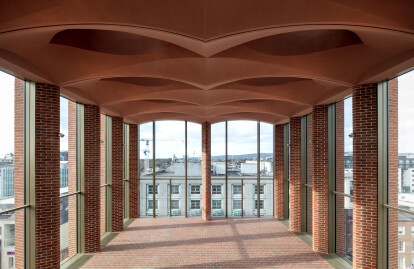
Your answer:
388,78 -> 398,269
289,117 -> 301,232
14,78 -> 24,269
352,83 -> 378,268
129,124 -> 139,218
67,99 -> 77,261
112,117 -> 124,231
35,83 -> 61,268
84,105 -> 101,253
202,122 -> 211,221
274,124 -> 284,219
312,105 -> 329,254
335,101 -> 345,258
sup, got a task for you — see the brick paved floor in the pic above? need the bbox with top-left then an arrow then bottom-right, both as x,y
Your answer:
82,218 -> 333,268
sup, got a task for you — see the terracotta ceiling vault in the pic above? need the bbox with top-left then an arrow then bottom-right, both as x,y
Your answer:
0,1 -> 413,124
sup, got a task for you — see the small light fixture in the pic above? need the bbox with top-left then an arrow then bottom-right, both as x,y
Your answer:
99,140 -> 104,144
348,133 -> 355,138
58,133 -> 65,138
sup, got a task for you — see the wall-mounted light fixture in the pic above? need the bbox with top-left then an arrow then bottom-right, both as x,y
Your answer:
348,133 -> 355,138
58,133 -> 65,138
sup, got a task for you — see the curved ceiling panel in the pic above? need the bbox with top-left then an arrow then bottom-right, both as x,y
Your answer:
0,1 -> 413,124
247,30 -> 362,56
100,77 -> 172,87
50,29 -> 168,55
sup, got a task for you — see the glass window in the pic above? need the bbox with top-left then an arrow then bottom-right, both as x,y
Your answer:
191,185 -> 200,194
147,200 -> 158,210
212,185 -> 222,194
255,200 -> 264,209
8,257 -> 14,268
398,241 -> 405,253
100,114 -> 107,235
398,257 -> 405,269
147,184 -> 158,195
233,200 -> 242,210
187,122 -> 202,178
171,200 -> 179,210
399,226 -> 405,235
254,184 -> 264,195
4,224 -> 15,247
171,185 -> 179,194
191,200 -> 200,209
233,185 -> 242,195
212,200 -> 222,209
336,97 -> 353,262
60,97 -> 77,263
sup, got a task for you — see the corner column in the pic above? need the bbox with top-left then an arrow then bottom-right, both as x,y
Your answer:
352,84 -> 379,268
312,105 -> 329,254
201,122 -> 211,221
35,83 -> 61,268
111,117 -> 124,231
129,124 -> 139,218
83,105 -> 101,252
289,117 -> 301,232
274,125 -> 285,219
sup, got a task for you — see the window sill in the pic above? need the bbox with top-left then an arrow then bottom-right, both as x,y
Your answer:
60,253 -> 93,269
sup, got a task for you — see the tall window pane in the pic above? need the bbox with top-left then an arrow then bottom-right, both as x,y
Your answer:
306,114 -> 313,234
187,122 -> 202,217
0,72 -> 24,268
211,122 -> 226,217
100,114 -> 106,235
390,71 -> 414,268
260,122 -> 274,217
228,121 -> 257,217
335,97 -> 353,262
60,97 -> 77,263
139,122 -> 153,217
155,121 -> 185,217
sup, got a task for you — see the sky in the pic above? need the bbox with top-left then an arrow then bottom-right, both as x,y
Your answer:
0,70 -> 413,157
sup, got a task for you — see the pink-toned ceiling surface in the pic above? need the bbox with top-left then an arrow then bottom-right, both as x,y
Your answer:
0,0 -> 413,124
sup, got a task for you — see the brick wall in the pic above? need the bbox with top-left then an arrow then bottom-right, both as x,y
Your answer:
84,105 -> 101,253
289,117 -> 301,232
35,83 -> 60,268
202,122 -> 211,221
274,124 -> 284,219
129,124 -> 139,218
100,114 -> 106,235
306,114 -> 313,235
14,78 -> 24,269
335,101 -> 345,258
352,83 -> 378,268
312,105 -> 329,254
388,78 -> 398,269
67,99 -> 77,261
112,117 -> 124,231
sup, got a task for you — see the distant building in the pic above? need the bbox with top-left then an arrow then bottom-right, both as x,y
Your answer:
0,167 -> 14,199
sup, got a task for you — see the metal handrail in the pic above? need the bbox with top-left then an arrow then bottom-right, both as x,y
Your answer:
100,183 -> 111,187
384,204 -> 414,215
332,191 -> 353,199
304,184 -> 313,188
0,204 -> 30,215
60,191 -> 81,198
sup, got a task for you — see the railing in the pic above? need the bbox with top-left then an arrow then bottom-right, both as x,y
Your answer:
0,204 -> 30,215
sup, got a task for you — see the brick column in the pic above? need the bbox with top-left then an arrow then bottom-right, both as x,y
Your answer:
201,122 -> 211,221
35,83 -> 61,268
353,83 -> 379,268
100,114 -> 106,235
274,124 -> 284,219
335,101 -> 345,258
68,100 -> 77,260
388,78 -> 398,269
112,117 -> 124,231
129,124 -> 139,218
84,105 -> 101,252
312,105 -> 329,254
289,117 -> 301,232
14,78 -> 24,269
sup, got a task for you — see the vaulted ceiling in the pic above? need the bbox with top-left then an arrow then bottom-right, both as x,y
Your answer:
0,0 -> 413,124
